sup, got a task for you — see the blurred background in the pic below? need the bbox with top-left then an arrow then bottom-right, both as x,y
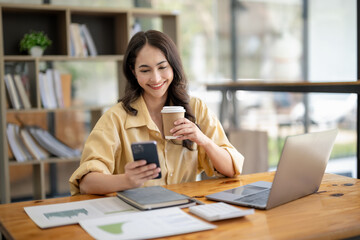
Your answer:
3,0 -> 357,200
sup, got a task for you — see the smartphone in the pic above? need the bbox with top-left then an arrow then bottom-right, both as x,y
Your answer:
131,141 -> 161,179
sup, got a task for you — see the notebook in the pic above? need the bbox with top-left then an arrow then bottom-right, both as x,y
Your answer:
116,186 -> 191,210
206,129 -> 338,210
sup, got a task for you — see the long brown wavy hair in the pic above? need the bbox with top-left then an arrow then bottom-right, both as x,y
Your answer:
119,30 -> 196,150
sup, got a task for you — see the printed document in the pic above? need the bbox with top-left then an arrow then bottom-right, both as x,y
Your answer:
24,197 -> 138,228
79,207 -> 216,240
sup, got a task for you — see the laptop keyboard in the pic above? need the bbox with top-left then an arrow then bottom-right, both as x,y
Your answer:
236,189 -> 270,205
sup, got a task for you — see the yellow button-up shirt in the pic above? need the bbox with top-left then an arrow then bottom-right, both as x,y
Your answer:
69,95 -> 244,195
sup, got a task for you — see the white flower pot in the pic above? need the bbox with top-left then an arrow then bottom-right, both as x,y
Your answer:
29,46 -> 44,57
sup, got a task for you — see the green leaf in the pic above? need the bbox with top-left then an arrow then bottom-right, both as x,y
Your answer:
19,31 -> 52,52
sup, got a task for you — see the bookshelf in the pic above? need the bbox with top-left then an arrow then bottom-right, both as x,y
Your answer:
0,3 -> 179,203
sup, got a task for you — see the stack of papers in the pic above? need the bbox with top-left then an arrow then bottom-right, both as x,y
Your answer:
24,196 -> 216,239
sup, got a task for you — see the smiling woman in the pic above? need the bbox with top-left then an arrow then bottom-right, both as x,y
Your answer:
69,30 -> 244,196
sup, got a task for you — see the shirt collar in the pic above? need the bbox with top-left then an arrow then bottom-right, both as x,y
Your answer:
124,95 -> 159,132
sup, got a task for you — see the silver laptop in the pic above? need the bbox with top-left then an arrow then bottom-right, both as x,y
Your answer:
206,129 -> 338,210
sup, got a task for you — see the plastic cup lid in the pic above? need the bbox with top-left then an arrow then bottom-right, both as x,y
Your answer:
161,106 -> 186,113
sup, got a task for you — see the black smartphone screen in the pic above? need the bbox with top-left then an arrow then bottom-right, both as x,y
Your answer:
131,141 -> 161,179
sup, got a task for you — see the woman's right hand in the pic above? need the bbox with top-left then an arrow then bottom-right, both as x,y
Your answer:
124,160 -> 161,188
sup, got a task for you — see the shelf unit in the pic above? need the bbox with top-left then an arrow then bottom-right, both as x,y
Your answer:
0,3 -> 179,204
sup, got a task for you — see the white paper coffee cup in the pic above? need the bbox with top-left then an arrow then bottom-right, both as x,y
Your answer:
161,106 -> 186,139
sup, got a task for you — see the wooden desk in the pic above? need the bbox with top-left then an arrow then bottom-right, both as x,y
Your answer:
1,172 -> 360,240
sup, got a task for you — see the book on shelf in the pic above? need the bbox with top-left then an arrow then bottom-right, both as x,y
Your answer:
70,23 -> 86,57
19,127 -> 49,160
60,74 -> 72,107
45,69 -> 58,108
78,24 -> 89,57
28,126 -> 81,158
6,123 -> 33,162
4,74 -> 21,109
70,23 -> 97,57
52,69 -> 64,108
69,24 -> 76,57
116,186 -> 193,210
80,24 -> 97,56
20,74 -> 31,97
7,139 -> 14,159
6,123 -> 80,161
39,72 -> 51,109
13,74 -> 31,109
39,69 -> 66,109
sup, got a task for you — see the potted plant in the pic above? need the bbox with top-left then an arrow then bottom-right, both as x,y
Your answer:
19,31 -> 52,57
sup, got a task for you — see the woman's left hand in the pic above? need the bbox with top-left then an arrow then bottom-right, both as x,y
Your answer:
170,118 -> 209,146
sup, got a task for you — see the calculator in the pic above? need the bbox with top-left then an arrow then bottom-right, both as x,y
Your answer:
189,202 -> 254,221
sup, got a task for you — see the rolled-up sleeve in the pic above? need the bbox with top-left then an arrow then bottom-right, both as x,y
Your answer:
223,147 -> 244,175
69,159 -> 112,195
69,114 -> 121,195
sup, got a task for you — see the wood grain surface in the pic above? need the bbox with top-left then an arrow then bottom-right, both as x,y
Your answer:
0,172 -> 359,240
